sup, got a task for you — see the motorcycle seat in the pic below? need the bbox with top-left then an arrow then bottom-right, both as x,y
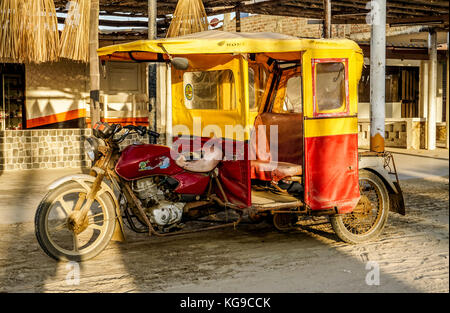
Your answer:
251,160 -> 302,182
175,145 -> 223,173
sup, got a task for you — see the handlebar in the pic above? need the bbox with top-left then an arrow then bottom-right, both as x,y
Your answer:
110,124 -> 160,143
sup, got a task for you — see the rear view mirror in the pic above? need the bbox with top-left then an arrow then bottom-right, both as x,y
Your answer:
171,57 -> 189,70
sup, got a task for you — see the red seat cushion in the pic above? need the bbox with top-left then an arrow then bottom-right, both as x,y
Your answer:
251,160 -> 302,182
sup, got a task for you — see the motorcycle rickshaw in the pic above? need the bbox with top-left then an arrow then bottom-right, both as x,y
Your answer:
35,31 -> 405,261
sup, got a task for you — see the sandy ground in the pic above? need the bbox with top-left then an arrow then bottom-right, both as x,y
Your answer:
0,175 -> 448,293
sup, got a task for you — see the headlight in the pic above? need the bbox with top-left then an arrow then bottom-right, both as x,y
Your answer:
84,137 -> 100,161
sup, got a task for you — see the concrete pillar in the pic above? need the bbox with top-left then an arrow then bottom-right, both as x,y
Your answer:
369,0 -> 386,152
427,30 -> 437,150
420,61 -> 429,119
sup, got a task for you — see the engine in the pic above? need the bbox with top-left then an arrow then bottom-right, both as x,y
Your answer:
132,177 -> 185,227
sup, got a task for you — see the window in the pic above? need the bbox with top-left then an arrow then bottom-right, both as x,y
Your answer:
282,75 -> 302,113
108,63 -> 140,92
248,65 -> 267,111
315,61 -> 347,114
270,72 -> 303,114
183,70 -> 236,110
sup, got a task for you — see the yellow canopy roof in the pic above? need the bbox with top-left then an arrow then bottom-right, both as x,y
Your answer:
97,30 -> 362,61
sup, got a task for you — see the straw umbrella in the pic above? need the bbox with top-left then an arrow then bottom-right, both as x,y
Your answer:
22,0 -> 60,63
0,0 -> 59,63
0,0 -> 24,62
59,0 -> 91,62
166,0 -> 209,38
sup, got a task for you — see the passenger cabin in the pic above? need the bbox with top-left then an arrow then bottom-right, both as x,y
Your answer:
98,31 -> 364,213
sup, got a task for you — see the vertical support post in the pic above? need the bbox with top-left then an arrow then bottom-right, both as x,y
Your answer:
224,13 -> 231,32
156,63 -> 167,139
103,95 -> 108,120
148,0 -> 157,39
89,0 -> 100,127
148,0 -> 157,143
166,63 -> 172,147
235,6 -> 241,32
369,0 -> 386,152
420,61 -> 429,119
446,32 -> 449,149
323,0 -> 331,38
427,29 -> 437,150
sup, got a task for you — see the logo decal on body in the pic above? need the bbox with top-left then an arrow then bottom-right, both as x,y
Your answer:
185,83 -> 193,101
139,156 -> 170,171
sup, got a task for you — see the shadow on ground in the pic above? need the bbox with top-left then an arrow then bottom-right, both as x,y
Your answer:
0,175 -> 448,292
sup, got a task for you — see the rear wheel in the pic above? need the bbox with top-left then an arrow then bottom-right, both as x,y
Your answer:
35,180 -> 116,261
330,169 -> 389,244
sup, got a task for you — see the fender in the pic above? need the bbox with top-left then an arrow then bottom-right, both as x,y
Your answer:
47,174 -> 126,241
358,155 -> 406,215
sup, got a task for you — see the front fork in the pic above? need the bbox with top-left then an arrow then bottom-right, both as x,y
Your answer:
67,150 -> 112,235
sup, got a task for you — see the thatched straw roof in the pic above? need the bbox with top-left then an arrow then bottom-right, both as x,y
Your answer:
166,0 -> 209,37
0,0 -> 59,63
59,0 -> 91,62
1,0 -> 448,62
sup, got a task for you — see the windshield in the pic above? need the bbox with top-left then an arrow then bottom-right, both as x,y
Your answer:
183,70 -> 236,110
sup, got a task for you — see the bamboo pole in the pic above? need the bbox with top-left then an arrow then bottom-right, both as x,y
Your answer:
236,6 -> 241,32
89,0 -> 100,126
323,0 -> 331,38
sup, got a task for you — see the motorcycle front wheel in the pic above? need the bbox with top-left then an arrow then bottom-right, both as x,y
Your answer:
35,180 -> 116,261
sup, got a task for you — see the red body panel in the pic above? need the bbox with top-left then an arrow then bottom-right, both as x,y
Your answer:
304,133 -> 360,213
173,136 -> 251,207
172,172 -> 210,195
216,159 -> 251,208
115,144 -> 183,180
115,144 -> 211,195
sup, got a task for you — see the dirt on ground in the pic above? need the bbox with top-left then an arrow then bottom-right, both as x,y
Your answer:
0,176 -> 448,293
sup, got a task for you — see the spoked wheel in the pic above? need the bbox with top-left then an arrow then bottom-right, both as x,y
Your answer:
35,180 -> 116,261
330,169 -> 390,244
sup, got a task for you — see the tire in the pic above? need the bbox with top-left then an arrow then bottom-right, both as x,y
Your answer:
35,180 -> 116,262
330,169 -> 390,244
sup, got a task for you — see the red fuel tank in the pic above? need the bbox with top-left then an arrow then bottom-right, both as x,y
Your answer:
115,144 -> 183,180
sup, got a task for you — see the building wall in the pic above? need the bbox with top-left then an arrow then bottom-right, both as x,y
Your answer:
0,128 -> 148,171
25,60 -> 89,128
24,60 -> 149,128
222,14 -> 411,39
223,14 -> 447,147
222,14 -> 349,38
98,61 -> 149,125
